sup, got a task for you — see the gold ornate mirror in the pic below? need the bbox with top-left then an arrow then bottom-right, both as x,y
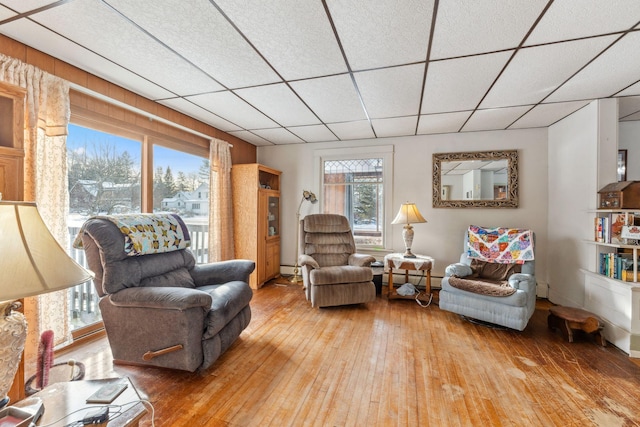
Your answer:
433,150 -> 518,208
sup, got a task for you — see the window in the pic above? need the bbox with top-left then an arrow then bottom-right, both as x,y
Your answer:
153,145 -> 210,263
67,124 -> 143,331
66,122 -> 211,333
315,146 -> 393,249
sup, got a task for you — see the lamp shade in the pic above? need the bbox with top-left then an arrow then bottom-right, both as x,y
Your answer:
0,201 -> 93,301
391,202 -> 427,225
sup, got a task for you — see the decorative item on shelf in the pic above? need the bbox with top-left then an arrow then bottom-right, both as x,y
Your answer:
0,200 -> 94,408
622,225 -> 640,239
290,190 -> 318,283
391,202 -> 427,258
598,181 -> 640,209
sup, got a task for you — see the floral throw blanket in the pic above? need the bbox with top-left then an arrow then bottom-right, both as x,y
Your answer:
467,225 -> 534,264
74,213 -> 191,256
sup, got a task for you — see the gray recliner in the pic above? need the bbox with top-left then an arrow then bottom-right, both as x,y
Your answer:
298,214 -> 376,308
79,214 -> 254,372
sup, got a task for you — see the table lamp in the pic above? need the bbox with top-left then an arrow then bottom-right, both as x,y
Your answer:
0,200 -> 94,407
290,190 -> 318,283
391,202 -> 427,258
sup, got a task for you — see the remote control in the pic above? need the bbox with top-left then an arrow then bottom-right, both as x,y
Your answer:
85,382 -> 128,404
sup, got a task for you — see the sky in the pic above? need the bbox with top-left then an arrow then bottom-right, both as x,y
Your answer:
67,124 -> 205,175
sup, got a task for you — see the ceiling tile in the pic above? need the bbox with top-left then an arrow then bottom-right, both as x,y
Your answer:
228,130 -> 272,146
509,101 -> 591,129
288,125 -> 337,143
417,111 -> 472,134
214,0 -> 346,80
0,5 -> 15,20
371,116 -> 417,138
620,111 -> 640,121
354,64 -> 424,118
618,96 -> 640,119
186,91 -> 278,130
326,0 -> 434,70
547,31 -> 640,102
462,106 -> 532,132
290,74 -> 366,123
327,121 -> 375,140
234,83 -> 320,127
159,98 -> 241,132
526,0 -> 640,46
30,0 -> 224,96
252,128 -> 304,145
0,18 -> 175,100
106,0 -> 280,89
422,51 -> 512,114
481,35 -> 616,108
430,0 -> 548,59
0,0 -> 52,12
616,81 -> 640,97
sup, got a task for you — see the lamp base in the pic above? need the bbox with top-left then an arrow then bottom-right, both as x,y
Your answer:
289,264 -> 302,283
0,396 -> 8,409
0,301 -> 27,407
402,252 -> 417,258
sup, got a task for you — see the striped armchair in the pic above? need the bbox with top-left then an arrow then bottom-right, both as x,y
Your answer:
298,214 -> 376,308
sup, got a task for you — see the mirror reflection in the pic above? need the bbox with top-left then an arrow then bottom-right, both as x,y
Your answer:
433,150 -> 518,208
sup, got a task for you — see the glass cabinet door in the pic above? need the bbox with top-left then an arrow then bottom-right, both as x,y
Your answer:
268,196 -> 279,237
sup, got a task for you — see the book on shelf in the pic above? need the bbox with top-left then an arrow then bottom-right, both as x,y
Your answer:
622,270 -> 638,282
598,252 -> 634,280
594,213 -> 636,244
610,213 -> 628,244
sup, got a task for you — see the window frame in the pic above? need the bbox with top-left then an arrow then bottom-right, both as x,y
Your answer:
314,145 -> 394,251
67,93 -> 212,338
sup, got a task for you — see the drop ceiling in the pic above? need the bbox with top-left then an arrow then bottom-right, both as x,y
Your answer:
2,0 -> 640,146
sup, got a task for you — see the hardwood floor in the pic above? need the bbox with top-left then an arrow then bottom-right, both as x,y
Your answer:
57,281 -> 640,426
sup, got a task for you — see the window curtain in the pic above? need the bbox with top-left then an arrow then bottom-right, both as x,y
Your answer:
208,138 -> 234,261
0,54 -> 71,360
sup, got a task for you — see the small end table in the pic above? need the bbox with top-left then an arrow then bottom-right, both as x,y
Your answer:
384,253 -> 434,303
29,377 -> 147,426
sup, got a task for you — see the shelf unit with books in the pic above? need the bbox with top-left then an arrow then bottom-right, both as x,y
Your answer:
584,209 -> 640,358
589,209 -> 640,283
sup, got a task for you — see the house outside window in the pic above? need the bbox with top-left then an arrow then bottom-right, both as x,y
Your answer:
315,145 -> 393,250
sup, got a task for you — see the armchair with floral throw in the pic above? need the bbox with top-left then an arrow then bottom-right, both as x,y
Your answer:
440,225 -> 536,331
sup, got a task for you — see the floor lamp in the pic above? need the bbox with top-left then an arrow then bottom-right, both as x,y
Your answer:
290,190 -> 318,283
0,200 -> 94,407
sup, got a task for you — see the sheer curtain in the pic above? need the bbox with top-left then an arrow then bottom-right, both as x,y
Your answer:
0,54 -> 71,359
208,138 -> 234,261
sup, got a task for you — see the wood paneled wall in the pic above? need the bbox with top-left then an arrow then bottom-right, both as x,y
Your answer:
0,34 -> 257,165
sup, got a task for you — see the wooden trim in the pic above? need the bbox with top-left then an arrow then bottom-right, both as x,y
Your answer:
71,98 -> 209,158
141,136 -> 153,212
0,34 -> 257,165
57,329 -> 107,358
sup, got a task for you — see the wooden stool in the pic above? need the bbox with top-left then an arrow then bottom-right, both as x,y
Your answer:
548,306 -> 606,346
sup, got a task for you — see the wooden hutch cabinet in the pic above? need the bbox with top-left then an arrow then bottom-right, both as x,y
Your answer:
232,164 -> 281,289
0,82 -> 25,201
0,81 -> 26,403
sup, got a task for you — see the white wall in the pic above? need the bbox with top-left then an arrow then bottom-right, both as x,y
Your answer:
257,128 -> 549,289
546,99 -> 618,307
619,121 -> 640,181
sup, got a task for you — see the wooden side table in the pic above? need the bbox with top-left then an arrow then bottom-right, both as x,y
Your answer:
29,377 -> 147,426
384,253 -> 434,302
548,306 -> 606,346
